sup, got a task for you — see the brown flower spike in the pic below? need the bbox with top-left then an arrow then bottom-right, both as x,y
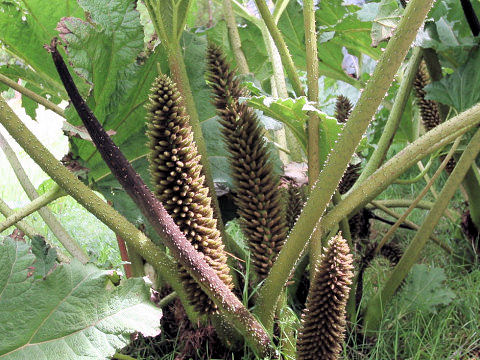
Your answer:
206,44 -> 288,281
146,74 -> 233,314
335,95 -> 353,124
297,235 -> 354,360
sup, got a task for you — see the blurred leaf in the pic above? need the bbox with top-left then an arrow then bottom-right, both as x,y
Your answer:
0,237 -> 162,360
370,0 -> 402,47
399,264 -> 455,314
425,47 -> 480,113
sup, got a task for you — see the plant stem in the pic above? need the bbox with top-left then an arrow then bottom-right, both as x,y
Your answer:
223,0 -> 250,74
47,44 -> 271,356
112,353 -> 137,360
363,127 -> 480,333
0,74 -> 65,117
0,198 -> 37,238
254,0 -> 435,331
253,0 -> 304,96
356,47 -> 423,186
0,131 -> 88,263
303,0 -> 320,182
0,185 -> 65,232
158,291 -> 178,308
366,199 -> 459,219
376,137 -> 460,255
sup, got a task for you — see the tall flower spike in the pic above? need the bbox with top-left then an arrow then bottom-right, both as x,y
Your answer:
206,43 -> 288,281
413,61 -> 441,132
146,74 -> 233,314
413,60 -> 456,173
297,235 -> 354,360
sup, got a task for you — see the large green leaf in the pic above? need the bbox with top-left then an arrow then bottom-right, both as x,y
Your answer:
425,47 -> 480,114
247,95 -> 343,167
0,237 -> 161,360
0,0 -> 85,118
359,0 -> 402,47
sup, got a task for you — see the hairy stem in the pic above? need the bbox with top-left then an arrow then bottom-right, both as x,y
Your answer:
47,42 -> 270,356
0,198 -> 39,239
253,0 -> 304,96
363,127 -> 480,333
0,131 -> 88,263
0,185 -> 65,232
356,47 -> 423,185
254,0 -> 435,331
0,73 -> 65,117
303,0 -> 320,182
223,0 -> 249,74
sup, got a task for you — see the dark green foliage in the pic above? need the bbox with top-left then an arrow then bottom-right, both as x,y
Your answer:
335,95 -> 353,124
146,74 -> 233,314
206,44 -> 288,281
297,235 -> 354,360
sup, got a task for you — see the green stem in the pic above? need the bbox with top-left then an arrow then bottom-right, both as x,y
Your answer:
158,291 -> 178,308
363,127 -> 480,333
223,0 -> 250,74
0,132 -> 88,263
0,74 -> 65,117
356,47 -> 423,186
0,185 -> 65,232
253,0 -> 435,331
303,0 -> 320,182
0,197 -> 38,238
112,353 -> 137,360
394,155 -> 433,184
366,199 -> 460,220
0,198 -> 71,263
253,0 -> 304,96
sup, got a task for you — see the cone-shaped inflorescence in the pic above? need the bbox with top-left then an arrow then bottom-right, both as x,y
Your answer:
206,43 -> 288,281
338,162 -> 361,195
285,182 -> 307,232
146,74 -> 233,314
413,60 -> 456,173
297,235 -> 354,360
413,61 -> 440,132
335,95 -> 353,124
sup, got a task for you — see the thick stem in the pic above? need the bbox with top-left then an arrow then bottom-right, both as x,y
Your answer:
303,0 -> 320,183
223,0 -> 250,74
363,128 -> 480,333
253,0 -> 304,96
0,185 -> 65,232
356,47 -> 423,185
254,0 -> 435,331
460,0 -> 480,36
0,74 -> 65,117
46,43 -> 270,356
0,132 -> 88,263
